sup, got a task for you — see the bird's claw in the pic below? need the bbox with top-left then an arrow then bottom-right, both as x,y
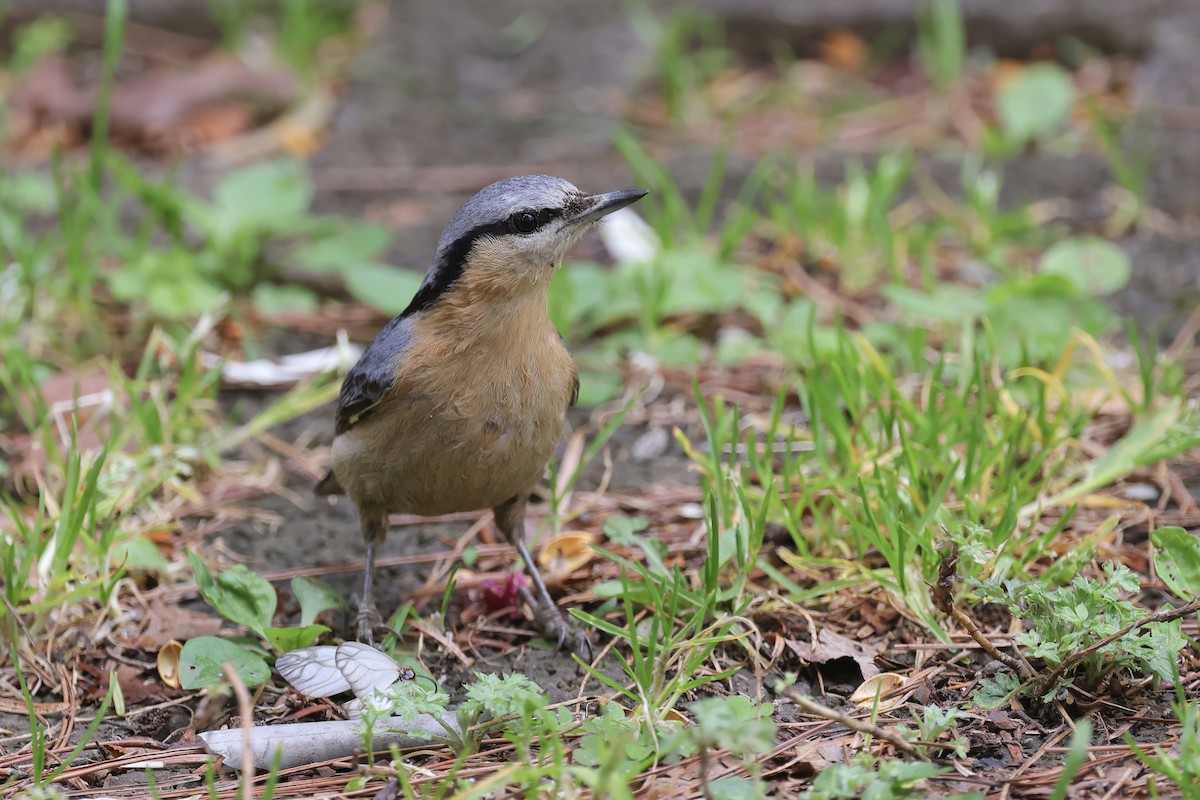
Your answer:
355,603 -> 384,647
532,600 -> 593,662
562,627 -> 594,663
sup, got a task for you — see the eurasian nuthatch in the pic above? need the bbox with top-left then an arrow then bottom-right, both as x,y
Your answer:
317,175 -> 648,657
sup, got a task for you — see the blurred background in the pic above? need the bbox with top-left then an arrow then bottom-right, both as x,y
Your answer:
3,0 -> 1198,359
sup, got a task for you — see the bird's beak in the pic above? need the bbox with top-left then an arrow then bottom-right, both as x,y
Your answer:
568,188 -> 649,224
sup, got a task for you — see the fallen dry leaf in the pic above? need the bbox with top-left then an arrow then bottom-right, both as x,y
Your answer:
820,28 -> 869,72
132,600 -> 224,650
156,640 -> 183,690
849,672 -> 910,712
537,531 -> 597,576
119,663 -> 166,704
8,52 -> 296,156
787,628 -> 881,680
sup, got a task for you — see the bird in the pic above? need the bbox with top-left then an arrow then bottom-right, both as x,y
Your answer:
316,175 -> 648,659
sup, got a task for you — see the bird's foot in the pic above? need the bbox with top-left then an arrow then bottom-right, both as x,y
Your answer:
355,602 -> 384,647
531,600 -> 593,662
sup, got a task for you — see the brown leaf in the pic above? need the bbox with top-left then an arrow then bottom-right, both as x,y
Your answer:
8,52 -> 296,155
131,600 -> 223,650
116,664 -> 164,705
107,55 -> 295,145
788,628 -> 881,680
820,29 -> 869,72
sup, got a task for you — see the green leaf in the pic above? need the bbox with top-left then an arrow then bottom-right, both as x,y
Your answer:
343,263 -> 424,315
0,171 -> 57,213
1152,526 -> 1200,601
462,672 -> 549,722
973,672 -> 1022,710
1040,237 -> 1131,296
291,576 -> 348,627
1050,400 -> 1200,504
264,624 -> 329,652
179,636 -> 270,689
647,333 -> 705,367
659,248 -> 744,316
252,283 -> 319,315
549,261 -> 635,339
688,696 -> 776,758
706,778 -> 763,800
110,535 -> 169,572
108,251 -> 227,319
294,222 -> 392,273
212,159 -> 312,239
997,63 -> 1076,144
575,369 -> 623,408
883,283 -> 987,324
186,552 -> 276,637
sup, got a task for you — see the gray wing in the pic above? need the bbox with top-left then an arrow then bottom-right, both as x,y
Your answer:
335,315 -> 414,435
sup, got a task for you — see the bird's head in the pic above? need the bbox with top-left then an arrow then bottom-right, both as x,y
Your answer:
404,175 -> 647,315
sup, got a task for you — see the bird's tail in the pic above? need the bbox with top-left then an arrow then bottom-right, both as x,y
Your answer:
314,469 -> 344,496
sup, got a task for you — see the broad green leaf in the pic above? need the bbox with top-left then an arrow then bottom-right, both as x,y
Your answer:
264,624 -> 329,652
294,223 -> 392,273
291,576 -> 348,627
343,263 -> 424,315
186,552 -> 276,637
883,284 -> 986,324
108,251 -> 226,319
997,63 -> 1075,144
659,249 -> 744,316
252,283 -> 319,315
179,636 -> 270,689
705,778 -> 761,800
549,261 -> 635,339
1040,237 -> 1131,296
212,159 -> 312,239
647,333 -> 705,367
110,535 -> 169,572
575,369 -> 623,407
1152,526 -> 1200,601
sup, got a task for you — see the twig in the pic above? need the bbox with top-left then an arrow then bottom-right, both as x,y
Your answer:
222,662 -> 255,795
947,606 -> 1033,680
931,545 -> 1034,679
780,686 -> 926,760
1029,597 -> 1200,701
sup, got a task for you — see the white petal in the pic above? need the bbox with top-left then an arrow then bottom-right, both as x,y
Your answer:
335,642 -> 401,697
277,646 -> 352,698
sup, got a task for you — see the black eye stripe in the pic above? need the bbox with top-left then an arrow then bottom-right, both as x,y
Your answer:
508,207 -> 561,235
399,206 -> 567,316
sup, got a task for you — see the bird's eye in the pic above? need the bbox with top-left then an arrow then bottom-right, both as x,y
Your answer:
510,211 -> 540,234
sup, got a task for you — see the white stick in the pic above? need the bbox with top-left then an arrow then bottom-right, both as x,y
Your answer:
198,713 -> 461,771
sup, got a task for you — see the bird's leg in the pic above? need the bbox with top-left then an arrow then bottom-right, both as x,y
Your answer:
494,495 -> 592,660
356,510 -> 388,645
